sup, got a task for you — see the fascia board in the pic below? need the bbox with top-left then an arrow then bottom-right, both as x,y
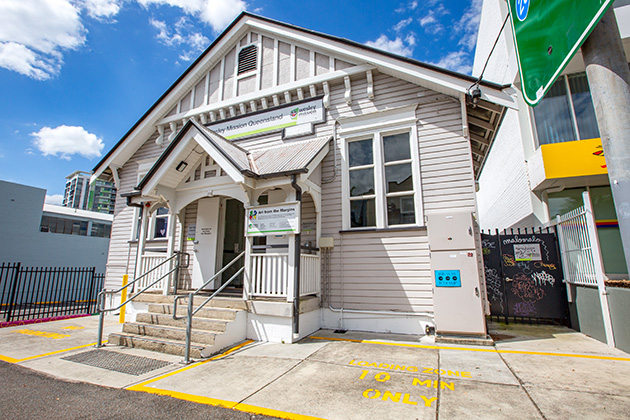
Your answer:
248,20 -> 517,110
142,130 -> 197,194
193,133 -> 246,184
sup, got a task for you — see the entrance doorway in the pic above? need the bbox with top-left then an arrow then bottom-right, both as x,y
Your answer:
220,198 -> 245,287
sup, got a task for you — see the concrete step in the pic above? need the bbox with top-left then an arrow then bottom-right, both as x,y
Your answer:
135,313 -> 228,332
147,303 -> 238,321
122,322 -> 217,345
134,293 -> 248,310
108,332 -> 205,358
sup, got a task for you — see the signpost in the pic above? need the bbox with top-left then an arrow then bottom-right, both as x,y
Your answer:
508,0 -> 614,106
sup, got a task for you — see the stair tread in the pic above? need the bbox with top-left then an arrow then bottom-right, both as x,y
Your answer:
124,322 -> 223,335
138,313 -> 230,323
110,332 -> 206,349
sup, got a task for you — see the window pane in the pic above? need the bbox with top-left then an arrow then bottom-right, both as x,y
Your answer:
387,195 -> 415,225
157,207 -> 169,215
568,73 -> 600,140
383,133 -> 411,162
348,139 -> 373,167
350,199 -> 376,228
349,168 -> 375,197
548,188 -> 586,219
385,163 -> 413,193
154,217 -> 168,238
533,78 -> 576,145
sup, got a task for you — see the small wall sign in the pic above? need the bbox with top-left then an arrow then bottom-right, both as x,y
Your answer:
435,270 -> 461,288
187,224 -> 196,241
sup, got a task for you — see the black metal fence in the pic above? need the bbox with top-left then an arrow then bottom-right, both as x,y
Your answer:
481,227 -> 569,325
0,263 -> 104,324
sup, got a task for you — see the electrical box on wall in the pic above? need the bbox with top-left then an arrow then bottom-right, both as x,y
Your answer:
427,211 -> 486,336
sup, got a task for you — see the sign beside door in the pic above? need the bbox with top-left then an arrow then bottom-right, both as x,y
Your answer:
246,202 -> 301,236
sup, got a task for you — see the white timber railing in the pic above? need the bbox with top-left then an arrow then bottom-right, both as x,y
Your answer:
554,190 -> 614,347
300,254 -> 321,296
138,254 -> 170,292
250,253 -> 320,299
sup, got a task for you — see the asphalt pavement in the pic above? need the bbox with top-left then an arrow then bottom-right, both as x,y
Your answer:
0,360 -> 280,420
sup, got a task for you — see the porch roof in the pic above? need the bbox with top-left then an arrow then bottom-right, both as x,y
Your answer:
137,119 -> 331,191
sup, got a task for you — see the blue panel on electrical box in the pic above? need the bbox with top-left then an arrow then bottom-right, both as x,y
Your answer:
435,270 -> 461,287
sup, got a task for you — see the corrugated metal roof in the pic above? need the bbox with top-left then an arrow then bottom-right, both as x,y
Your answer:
251,137 -> 331,176
194,121 -> 251,171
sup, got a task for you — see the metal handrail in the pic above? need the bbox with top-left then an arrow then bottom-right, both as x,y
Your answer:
173,251 -> 245,363
95,251 -> 189,347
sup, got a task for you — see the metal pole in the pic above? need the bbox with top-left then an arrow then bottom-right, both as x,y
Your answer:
581,9 -> 630,274
96,292 -> 105,348
183,293 -> 194,364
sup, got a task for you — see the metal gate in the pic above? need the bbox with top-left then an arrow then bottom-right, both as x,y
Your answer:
482,228 -> 568,322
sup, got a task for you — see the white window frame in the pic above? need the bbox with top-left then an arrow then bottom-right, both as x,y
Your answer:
340,105 -> 423,230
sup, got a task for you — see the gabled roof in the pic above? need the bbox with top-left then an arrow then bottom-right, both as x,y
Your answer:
137,119 -> 330,193
93,12 -> 514,182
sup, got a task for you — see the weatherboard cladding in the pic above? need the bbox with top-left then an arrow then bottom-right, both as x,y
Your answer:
100,23 -> 478,313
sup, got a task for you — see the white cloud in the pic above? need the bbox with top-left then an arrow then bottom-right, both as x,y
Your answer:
365,34 -> 415,58
150,17 -> 209,61
45,194 -> 65,205
139,0 -> 246,33
430,50 -> 472,74
79,0 -> 122,19
31,125 -> 104,160
0,0 -> 85,80
454,0 -> 482,51
393,17 -> 413,32
395,1 -> 418,13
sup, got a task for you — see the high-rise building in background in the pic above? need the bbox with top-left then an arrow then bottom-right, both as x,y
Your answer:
63,170 -> 116,214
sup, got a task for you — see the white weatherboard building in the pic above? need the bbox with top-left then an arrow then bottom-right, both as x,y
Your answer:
92,13 -> 515,353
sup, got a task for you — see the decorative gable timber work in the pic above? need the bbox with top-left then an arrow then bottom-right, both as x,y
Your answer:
92,12 -> 515,185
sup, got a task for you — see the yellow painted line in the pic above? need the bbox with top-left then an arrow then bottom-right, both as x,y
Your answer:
0,341 -> 106,364
128,339 -> 255,390
310,336 -> 630,362
128,340 -> 325,420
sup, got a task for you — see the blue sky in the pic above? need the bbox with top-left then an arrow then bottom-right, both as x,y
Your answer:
0,0 -> 483,203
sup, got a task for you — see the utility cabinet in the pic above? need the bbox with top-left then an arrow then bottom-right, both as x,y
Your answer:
427,212 -> 487,336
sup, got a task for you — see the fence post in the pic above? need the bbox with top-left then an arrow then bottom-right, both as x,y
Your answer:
555,215 -> 574,303
583,191 -> 615,347
86,268 -> 97,314
6,263 -> 22,323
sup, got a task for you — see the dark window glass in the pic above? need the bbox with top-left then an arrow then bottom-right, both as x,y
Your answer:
385,163 -> 413,193
383,133 -> 411,162
348,139 -> 373,167
568,73 -> 600,140
154,217 -> 168,238
387,196 -> 415,225
349,168 -> 375,197
350,199 -> 376,228
533,78 -> 576,145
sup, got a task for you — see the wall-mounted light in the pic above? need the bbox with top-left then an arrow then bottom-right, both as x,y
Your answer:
176,161 -> 188,172
467,85 -> 482,107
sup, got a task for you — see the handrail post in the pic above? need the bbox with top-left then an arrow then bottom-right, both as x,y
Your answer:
172,252 -> 181,295
96,291 -> 105,348
183,292 -> 194,364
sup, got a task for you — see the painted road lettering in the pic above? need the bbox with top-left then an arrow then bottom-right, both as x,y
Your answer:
362,389 -> 437,407
349,360 -> 471,377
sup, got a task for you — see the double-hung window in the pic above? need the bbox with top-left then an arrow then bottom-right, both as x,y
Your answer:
342,106 -> 422,230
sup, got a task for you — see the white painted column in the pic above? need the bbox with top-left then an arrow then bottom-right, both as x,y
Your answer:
134,206 -> 149,285
165,211 -> 178,295
287,234 -> 296,303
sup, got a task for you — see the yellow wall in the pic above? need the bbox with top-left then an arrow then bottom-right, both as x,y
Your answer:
541,138 -> 608,179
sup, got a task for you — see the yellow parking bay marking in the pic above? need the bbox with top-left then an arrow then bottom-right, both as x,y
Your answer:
310,336 -> 630,362
61,326 -> 85,330
0,341 -> 105,364
128,340 -> 325,420
12,328 -> 70,339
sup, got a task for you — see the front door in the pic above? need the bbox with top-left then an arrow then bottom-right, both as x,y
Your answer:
191,197 -> 221,289
221,199 -> 245,287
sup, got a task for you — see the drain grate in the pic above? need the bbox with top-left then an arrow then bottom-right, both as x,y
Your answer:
62,350 -> 171,376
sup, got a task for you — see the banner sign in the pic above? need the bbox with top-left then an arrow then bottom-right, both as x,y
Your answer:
208,97 -> 324,140
246,202 -> 301,236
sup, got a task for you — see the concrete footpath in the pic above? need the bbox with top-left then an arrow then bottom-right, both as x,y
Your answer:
1,315 -> 630,419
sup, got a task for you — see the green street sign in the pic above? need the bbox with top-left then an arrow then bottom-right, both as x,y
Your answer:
508,0 -> 614,106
